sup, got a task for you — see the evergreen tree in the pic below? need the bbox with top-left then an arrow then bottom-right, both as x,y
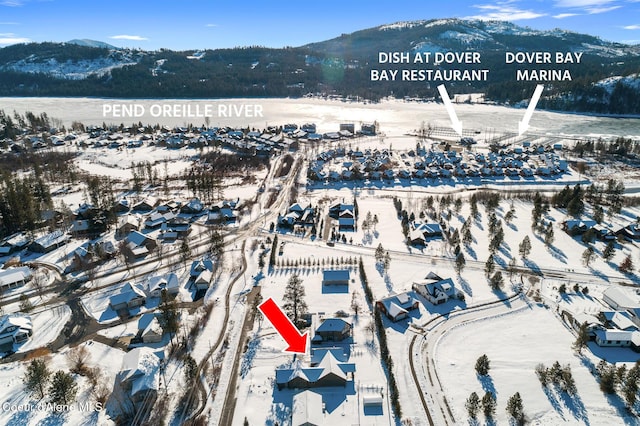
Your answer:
465,391 -> 480,419
544,223 -> 555,247
602,241 -> 615,262
462,226 -> 473,246
383,251 -> 391,271
475,354 -> 490,376
183,355 -> 198,384
490,271 -> 504,290
519,235 -> 532,259
484,255 -> 495,278
48,370 -> 78,406
282,274 -> 308,327
23,358 -> 51,399
481,392 -> 496,419
269,235 -> 278,268
159,289 -> 179,338
455,252 -> 466,275
506,392 -> 525,425
573,321 -> 589,354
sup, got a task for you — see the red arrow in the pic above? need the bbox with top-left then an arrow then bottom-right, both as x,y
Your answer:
258,297 -> 308,354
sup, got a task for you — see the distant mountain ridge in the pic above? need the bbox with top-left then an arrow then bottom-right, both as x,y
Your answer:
0,18 -> 638,114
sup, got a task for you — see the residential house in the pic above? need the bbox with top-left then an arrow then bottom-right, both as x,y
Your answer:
136,313 -> 163,344
0,233 -> 30,256
338,209 -> 356,231
321,269 -> 350,286
125,231 -> 157,259
0,314 -> 32,346
603,287 -> 639,311
413,272 -> 457,305
594,329 -> 635,348
0,266 -> 32,291
275,350 -> 356,390
208,199 -> 239,224
190,259 -> 215,290
144,211 -> 177,230
376,292 -> 420,321
109,282 -> 146,312
413,222 -> 443,239
561,219 -> 597,236
29,230 -> 69,253
616,223 -> 640,241
408,229 -> 426,246
144,273 -> 179,298
132,197 -> 159,212
116,347 -> 160,404
291,390 -> 324,426
116,215 -> 141,238
311,318 -> 352,343
180,198 -> 204,215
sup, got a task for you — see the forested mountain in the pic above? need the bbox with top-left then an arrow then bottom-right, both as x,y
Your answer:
0,19 -> 638,114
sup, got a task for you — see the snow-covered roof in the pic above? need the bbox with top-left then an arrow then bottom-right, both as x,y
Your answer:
0,266 -> 31,287
190,259 -> 214,276
291,390 -> 323,426
33,230 -> 69,249
145,273 -> 179,295
126,230 -> 153,247
119,347 -> 160,396
0,314 -> 32,335
110,282 -> 146,307
603,286 -> 639,310
315,318 -> 350,334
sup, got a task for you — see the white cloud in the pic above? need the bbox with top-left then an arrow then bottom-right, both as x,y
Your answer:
0,32 -> 29,44
554,0 -> 622,14
109,35 -> 148,41
586,5 -> 621,13
0,0 -> 24,6
553,12 -> 580,18
205,23 -> 218,27
0,21 -> 20,25
466,2 -> 546,21
623,24 -> 640,29
555,0 -> 614,6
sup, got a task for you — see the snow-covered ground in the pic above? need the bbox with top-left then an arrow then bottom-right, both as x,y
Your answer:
0,340 -> 124,426
436,305 -> 637,425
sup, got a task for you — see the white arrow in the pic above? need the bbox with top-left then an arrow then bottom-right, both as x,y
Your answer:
518,84 -> 544,136
437,84 -> 462,137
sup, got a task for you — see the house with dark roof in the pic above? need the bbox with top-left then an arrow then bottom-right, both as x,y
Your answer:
312,318 -> 352,343
616,223 -> 640,241
561,219 -> 597,236
275,351 -> 355,390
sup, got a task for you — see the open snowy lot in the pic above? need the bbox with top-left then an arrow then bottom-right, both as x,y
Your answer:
435,305 -> 637,425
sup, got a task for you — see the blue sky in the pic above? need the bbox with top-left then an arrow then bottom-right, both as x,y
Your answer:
1,0 -> 639,49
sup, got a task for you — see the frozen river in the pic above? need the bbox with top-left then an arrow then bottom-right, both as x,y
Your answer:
0,97 -> 638,139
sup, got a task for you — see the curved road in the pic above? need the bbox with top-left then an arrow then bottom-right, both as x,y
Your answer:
410,291 -> 530,425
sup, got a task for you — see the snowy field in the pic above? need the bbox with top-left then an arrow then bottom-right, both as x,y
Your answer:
436,305 -> 637,425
